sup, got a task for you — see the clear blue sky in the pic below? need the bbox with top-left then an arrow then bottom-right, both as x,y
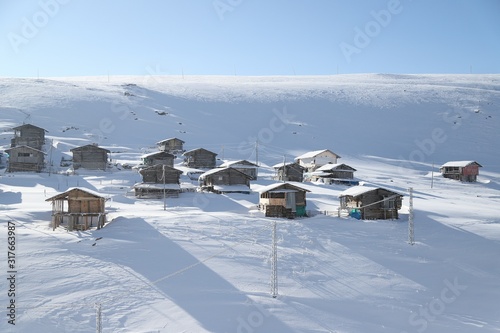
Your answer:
1,0 -> 499,77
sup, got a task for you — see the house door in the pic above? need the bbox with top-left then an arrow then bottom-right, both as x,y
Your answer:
285,193 -> 296,212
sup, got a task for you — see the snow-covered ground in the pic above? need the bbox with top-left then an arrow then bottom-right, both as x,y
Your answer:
1,74 -> 500,332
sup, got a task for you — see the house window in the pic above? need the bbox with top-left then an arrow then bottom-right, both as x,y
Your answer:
382,196 -> 395,209
18,152 -> 32,157
218,176 -> 223,181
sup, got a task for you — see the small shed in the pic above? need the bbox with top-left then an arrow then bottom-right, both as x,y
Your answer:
157,137 -> 185,154
5,145 -> 45,172
45,187 -> 107,231
273,162 -> 305,182
295,149 -> 341,172
199,167 -> 252,194
440,161 -> 482,182
219,160 -> 259,180
134,164 -> 183,198
71,144 -> 110,170
11,124 -> 47,150
258,183 -> 310,218
339,186 -> 403,220
183,148 -> 217,169
141,151 -> 175,167
308,163 -> 358,185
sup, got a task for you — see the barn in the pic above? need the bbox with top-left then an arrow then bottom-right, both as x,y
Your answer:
338,186 -> 403,220
199,167 -> 252,194
45,187 -> 107,231
157,137 -> 185,154
5,145 -> 45,172
11,123 -> 47,150
141,151 -> 175,167
273,162 -> 305,182
183,148 -> 217,169
308,163 -> 358,185
440,161 -> 482,182
71,144 -> 110,170
219,160 -> 259,180
295,149 -> 341,172
258,182 -> 310,218
134,164 -> 183,198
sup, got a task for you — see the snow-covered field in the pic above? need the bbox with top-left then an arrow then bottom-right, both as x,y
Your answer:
1,74 -> 500,332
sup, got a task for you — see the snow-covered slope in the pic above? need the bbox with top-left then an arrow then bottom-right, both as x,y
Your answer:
1,74 -> 500,333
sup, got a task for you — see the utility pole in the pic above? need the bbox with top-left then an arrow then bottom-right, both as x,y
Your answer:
282,155 -> 286,182
163,164 -> 166,211
271,220 -> 278,298
95,303 -> 102,333
408,187 -> 415,245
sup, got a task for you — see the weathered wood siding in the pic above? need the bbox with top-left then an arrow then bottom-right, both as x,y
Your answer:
184,149 -> 217,168
276,163 -> 304,182
442,165 -> 479,182
341,189 -> 402,220
158,138 -> 184,153
6,146 -> 44,172
72,146 -> 109,170
203,168 -> 249,186
140,165 -> 181,184
11,124 -> 46,150
143,152 -> 174,167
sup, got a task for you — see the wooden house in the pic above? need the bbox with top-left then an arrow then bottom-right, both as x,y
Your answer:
199,167 -> 252,194
219,160 -> 259,180
273,162 -> 305,182
134,164 -> 183,198
339,186 -> 403,220
183,148 -> 217,169
440,161 -> 482,182
308,163 -> 358,185
45,187 -> 106,231
11,124 -> 47,150
141,151 -> 175,167
258,183 -> 310,218
71,144 -> 110,170
157,137 -> 185,154
5,145 -> 45,172
295,149 -> 341,172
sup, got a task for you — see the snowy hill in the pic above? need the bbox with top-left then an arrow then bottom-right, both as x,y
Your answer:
1,74 -> 500,332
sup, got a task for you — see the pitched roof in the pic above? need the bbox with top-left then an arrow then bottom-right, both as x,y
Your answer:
70,144 -> 111,153
45,187 -> 105,201
219,160 -> 258,168
141,151 -> 175,159
338,186 -> 403,198
441,161 -> 482,168
295,149 -> 341,160
156,137 -> 185,145
316,163 -> 356,172
12,123 -> 47,132
5,145 -> 46,154
139,164 -> 182,174
183,147 -> 217,156
272,162 -> 304,169
199,167 -> 252,180
258,182 -> 310,194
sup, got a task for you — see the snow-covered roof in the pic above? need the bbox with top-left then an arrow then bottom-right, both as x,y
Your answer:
272,161 -> 302,169
441,161 -> 482,168
156,137 -> 185,144
199,167 -> 250,180
219,160 -> 258,168
316,163 -> 356,172
213,185 -> 251,192
258,182 -> 310,194
46,187 -> 105,201
182,147 -> 217,156
295,149 -> 340,160
338,186 -> 403,198
140,151 -> 174,158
